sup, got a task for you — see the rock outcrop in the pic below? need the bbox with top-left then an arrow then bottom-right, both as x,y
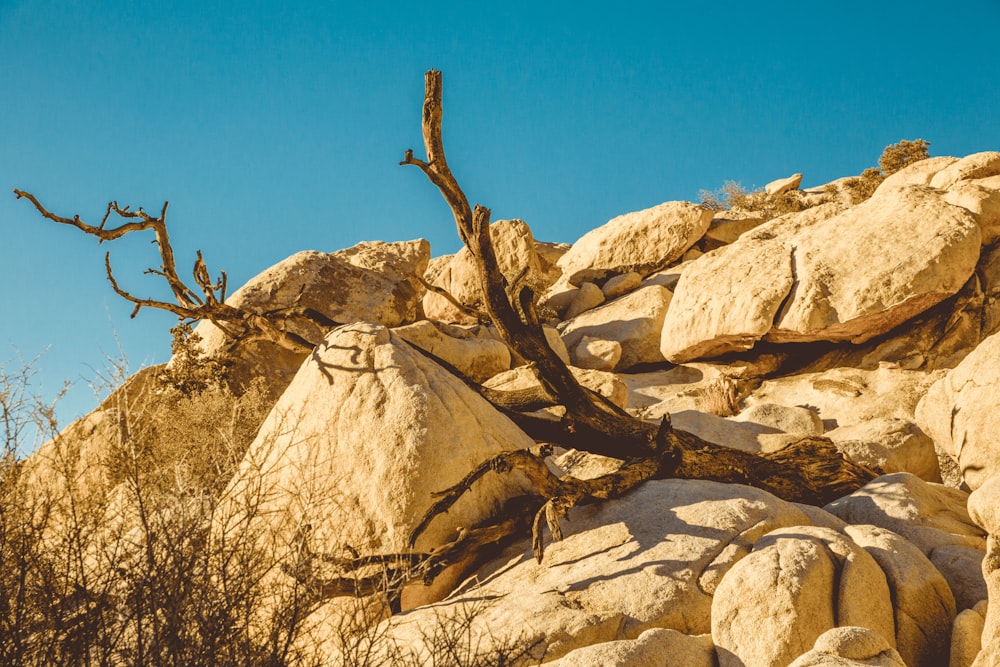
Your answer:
557,201 -> 712,285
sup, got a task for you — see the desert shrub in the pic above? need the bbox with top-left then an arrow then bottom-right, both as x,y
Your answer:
878,138 -> 931,176
700,180 -> 811,222
842,139 -> 931,204
1,356 -> 542,666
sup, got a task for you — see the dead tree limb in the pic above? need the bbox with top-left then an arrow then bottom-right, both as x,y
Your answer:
13,189 -> 338,354
401,69 -> 877,504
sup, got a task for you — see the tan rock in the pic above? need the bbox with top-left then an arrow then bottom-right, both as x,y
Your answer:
826,418 -> 941,482
534,240 -> 570,286
549,628 -> 716,667
391,320 -> 511,383
556,201 -> 713,284
712,526 -> 895,667
563,281 -> 605,319
788,627 -> 907,667
951,600 -> 988,667
355,480 -> 814,663
216,323 -> 536,604
916,331 -> 1000,490
747,365 -> 939,431
770,186 -> 981,344
539,280 -> 580,318
484,365 -> 629,411
732,402 -> 824,436
968,475 -> 1000,536
601,271 -> 642,299
843,524 -> 956,667
765,172 -> 803,195
930,152 -> 1000,190
661,204 -> 841,362
705,214 -> 765,246
570,335 -> 622,371
945,176 -> 1000,245
544,326 -> 572,364
561,285 -> 672,370
422,219 -> 543,322
876,155 -> 958,192
194,241 -> 431,389
825,472 -> 987,609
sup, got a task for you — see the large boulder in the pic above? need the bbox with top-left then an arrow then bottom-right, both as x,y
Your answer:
422,219 -> 547,322
556,201 -> 713,285
712,526 -> 896,667
321,480 -> 815,663
662,185 -> 981,362
560,285 -> 673,370
194,240 -> 430,392
215,323 -> 536,603
661,203 -> 842,362
825,472 -> 987,610
769,185 -> 980,344
916,331 -> 1000,490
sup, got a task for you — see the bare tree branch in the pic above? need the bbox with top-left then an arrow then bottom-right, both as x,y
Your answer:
14,189 -> 338,355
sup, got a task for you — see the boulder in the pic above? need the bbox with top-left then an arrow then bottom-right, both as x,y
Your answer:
704,213 -> 765,246
788,627 -> 907,667
391,320 -> 511,383
195,240 -> 430,391
661,203 -> 841,362
549,628 -> 716,667
916,331 -> 1000,490
944,176 -> 1000,245
556,201 -> 713,284
712,526 -> 895,667
570,335 -> 623,371
539,280 -> 581,318
842,524 -> 956,667
826,418 -> 941,482
765,172 -> 803,196
563,281 -> 605,319
561,285 -> 672,370
951,600 -> 988,667
825,472 -> 986,609
345,480 -> 814,663
215,323 -> 536,604
664,186 -> 981,361
770,186 -> 980,344
746,365 -> 938,432
422,219 -> 545,322
930,152 -> 1000,190
601,271 -> 642,299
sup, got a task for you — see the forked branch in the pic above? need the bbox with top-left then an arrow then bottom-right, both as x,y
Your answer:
14,189 -> 338,354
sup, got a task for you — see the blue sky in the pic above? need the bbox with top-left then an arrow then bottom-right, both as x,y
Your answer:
2,0 -> 999,437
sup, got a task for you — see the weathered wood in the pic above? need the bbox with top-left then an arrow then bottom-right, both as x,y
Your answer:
14,189 -> 340,354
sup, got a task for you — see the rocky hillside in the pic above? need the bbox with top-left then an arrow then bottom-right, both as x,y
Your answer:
19,149 -> 1000,666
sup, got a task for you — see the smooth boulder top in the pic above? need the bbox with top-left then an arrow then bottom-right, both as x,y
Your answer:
557,201 -> 712,285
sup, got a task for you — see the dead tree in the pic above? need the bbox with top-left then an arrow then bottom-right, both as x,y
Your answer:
285,70 -> 879,603
12,191 -> 338,354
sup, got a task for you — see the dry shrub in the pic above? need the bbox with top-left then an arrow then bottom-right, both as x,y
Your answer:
842,139 -> 931,204
700,180 -> 811,221
699,374 -> 742,417
1,352 -> 542,666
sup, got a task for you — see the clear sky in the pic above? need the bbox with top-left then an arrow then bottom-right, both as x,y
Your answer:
2,0 -> 999,437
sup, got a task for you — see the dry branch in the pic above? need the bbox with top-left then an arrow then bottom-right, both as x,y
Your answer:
401,69 -> 877,497
14,189 -> 339,355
